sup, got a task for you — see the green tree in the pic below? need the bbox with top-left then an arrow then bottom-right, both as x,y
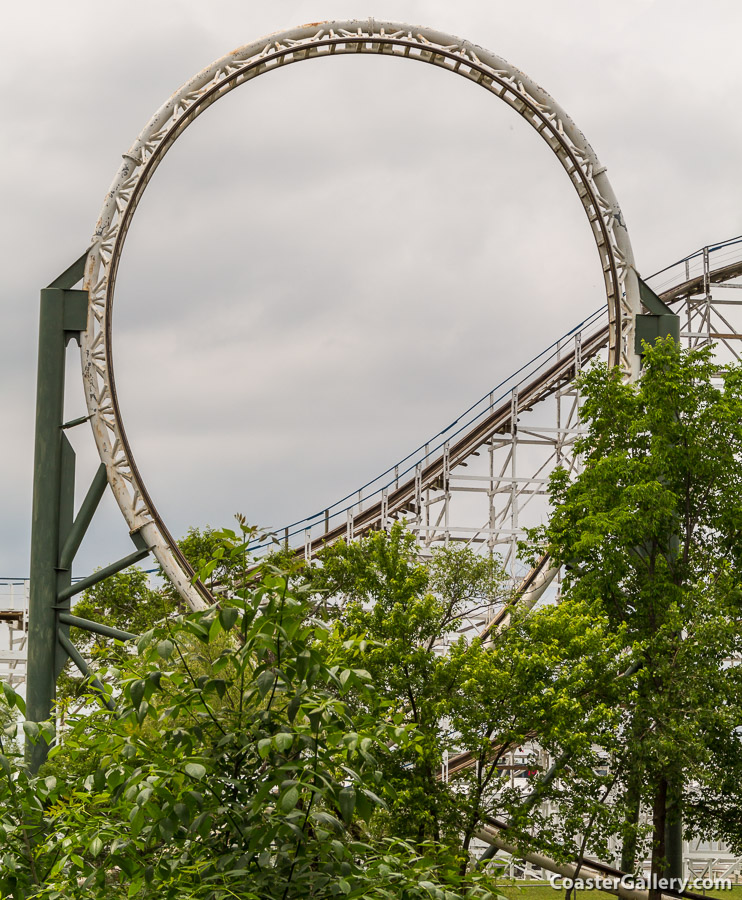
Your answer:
0,533 -> 499,899
308,527 -> 510,852
531,338 -> 742,891
308,525 -> 624,871
70,567 -> 171,648
60,526 -> 247,701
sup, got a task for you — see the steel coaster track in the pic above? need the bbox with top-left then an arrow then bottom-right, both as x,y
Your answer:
249,305 -> 607,552
80,19 -> 642,612
253,235 -> 742,563
7,232 -> 736,879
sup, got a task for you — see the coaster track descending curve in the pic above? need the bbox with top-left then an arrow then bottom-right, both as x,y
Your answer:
254,235 -> 742,630
79,19 -> 641,612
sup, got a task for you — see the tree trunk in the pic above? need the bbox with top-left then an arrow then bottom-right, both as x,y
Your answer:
665,777 -> 683,885
649,778 -> 668,900
621,776 -> 642,873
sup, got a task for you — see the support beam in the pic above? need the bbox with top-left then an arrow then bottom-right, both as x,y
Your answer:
666,817 -> 683,880
57,631 -> 114,711
519,750 -> 571,812
58,464 -> 108,571
55,434 -> 75,679
56,546 -> 152,603
477,844 -> 500,868
476,824 -> 649,900
635,278 -> 680,354
58,612 -> 136,643
47,249 -> 90,290
27,286 -> 71,772
27,253 -> 91,771
665,782 -> 683,881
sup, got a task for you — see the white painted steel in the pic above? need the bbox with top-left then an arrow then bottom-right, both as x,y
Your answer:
476,824 -> 652,900
81,20 -> 641,610
0,580 -> 29,691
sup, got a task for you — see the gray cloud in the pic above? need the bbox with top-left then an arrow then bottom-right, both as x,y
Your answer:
3,0 -> 741,577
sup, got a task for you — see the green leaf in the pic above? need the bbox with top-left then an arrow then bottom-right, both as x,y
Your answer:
205,678 -> 227,698
88,836 -> 103,858
361,788 -> 386,809
129,806 -> 145,838
129,679 -> 146,708
208,616 -> 223,642
23,720 -> 39,742
279,785 -> 299,813
287,693 -> 302,723
185,762 -> 207,780
273,732 -> 293,753
219,607 -> 239,631
355,790 -> 374,822
156,639 -> 174,660
311,810 -> 343,834
295,649 -> 312,680
173,802 -> 189,824
1,681 -> 25,715
338,785 -> 356,824
257,670 -> 275,697
136,629 -> 154,654
159,817 -> 176,841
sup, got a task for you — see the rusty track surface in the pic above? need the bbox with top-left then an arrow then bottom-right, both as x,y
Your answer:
661,259 -> 742,303
137,257 -> 738,603
299,257 -> 742,558
303,319 -> 609,555
287,266 -> 735,632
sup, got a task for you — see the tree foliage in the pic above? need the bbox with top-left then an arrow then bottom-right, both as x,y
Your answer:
530,338 -> 742,882
0,536 -> 499,899
4,339 -> 742,895
308,525 -> 625,867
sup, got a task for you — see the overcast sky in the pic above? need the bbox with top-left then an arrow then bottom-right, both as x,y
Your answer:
2,0 -> 741,579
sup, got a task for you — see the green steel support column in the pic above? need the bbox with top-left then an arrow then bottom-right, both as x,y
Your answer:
55,435 -> 75,680
635,280 -> 683,882
27,252 -> 88,772
635,278 -> 681,355
27,287 -> 69,771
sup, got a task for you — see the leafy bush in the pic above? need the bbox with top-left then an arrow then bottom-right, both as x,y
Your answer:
0,546 -> 498,899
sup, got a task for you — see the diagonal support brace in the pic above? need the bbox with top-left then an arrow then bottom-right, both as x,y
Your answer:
57,544 -> 153,603
58,464 -> 108,572
57,631 -> 115,711
58,612 -> 136,643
